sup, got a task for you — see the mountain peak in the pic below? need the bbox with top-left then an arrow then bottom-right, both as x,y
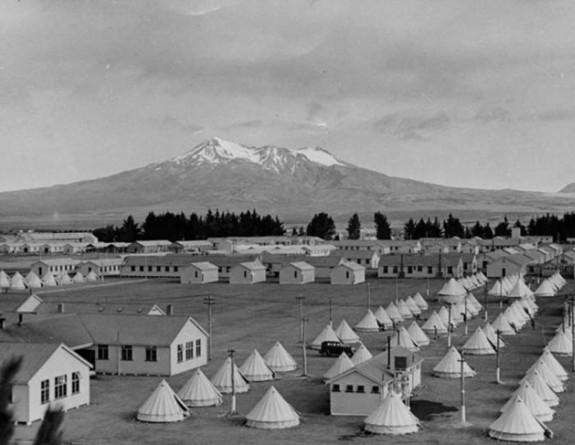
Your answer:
165,138 -> 345,172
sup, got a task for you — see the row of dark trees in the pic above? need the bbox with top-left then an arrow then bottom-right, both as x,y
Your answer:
93,210 -> 575,243
403,212 -> 575,242
93,210 -> 285,243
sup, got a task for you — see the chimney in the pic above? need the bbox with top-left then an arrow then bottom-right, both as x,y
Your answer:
166,304 -> 174,316
0,318 -> 5,330
58,303 -> 65,313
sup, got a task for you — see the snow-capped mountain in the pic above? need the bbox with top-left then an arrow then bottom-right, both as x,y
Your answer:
0,137 -> 574,224
156,137 -> 345,174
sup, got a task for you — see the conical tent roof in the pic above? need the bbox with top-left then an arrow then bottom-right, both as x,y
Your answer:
407,322 -> 430,346
501,381 -> 554,423
137,379 -> 189,423
311,323 -> 341,349
433,347 -> 475,378
41,272 -> 57,287
547,330 -> 573,356
364,391 -> 420,435
10,272 -> 26,290
177,368 -> 222,407
507,279 -> 534,299
86,270 -> 99,281
264,342 -> 297,372
488,280 -> 506,297
0,271 -> 10,288
492,312 -> 516,336
437,278 -> 466,304
72,272 -> 85,283
540,348 -> 568,382
25,271 -> 42,288
523,360 -> 564,393
245,386 -> 300,430
467,293 -> 483,311
534,280 -> 555,298
524,371 -> 560,407
421,311 -> 447,335
335,320 -> 361,344
240,349 -> 275,382
351,343 -> 373,365
210,357 -> 250,393
462,327 -> 496,355
385,302 -> 404,323
482,322 -> 506,349
405,296 -> 422,316
438,306 -> 450,327
412,292 -> 428,310
389,327 -> 419,352
374,306 -> 393,329
57,272 -> 72,285
396,300 -> 413,319
354,310 -> 380,332
323,352 -> 354,380
489,396 -> 549,442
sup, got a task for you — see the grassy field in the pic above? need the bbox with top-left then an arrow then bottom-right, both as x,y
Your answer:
8,277 -> 575,445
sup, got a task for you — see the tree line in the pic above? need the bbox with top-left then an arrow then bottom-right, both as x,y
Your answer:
93,210 -> 285,243
93,210 -> 575,243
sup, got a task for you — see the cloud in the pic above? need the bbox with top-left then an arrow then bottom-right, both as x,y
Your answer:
374,111 -> 450,140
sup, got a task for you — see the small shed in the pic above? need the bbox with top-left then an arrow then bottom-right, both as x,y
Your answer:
330,261 -> 365,285
180,262 -> 219,284
229,260 -> 267,284
279,262 -> 315,285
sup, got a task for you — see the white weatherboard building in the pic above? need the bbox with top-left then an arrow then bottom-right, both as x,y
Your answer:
279,261 -> 315,284
180,262 -> 219,284
330,261 -> 365,285
0,343 -> 91,425
229,260 -> 267,284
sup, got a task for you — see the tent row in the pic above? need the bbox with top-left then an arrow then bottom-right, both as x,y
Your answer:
137,378 -> 299,429
457,271 -> 488,292
0,269 -> 99,290
488,347 -> 568,441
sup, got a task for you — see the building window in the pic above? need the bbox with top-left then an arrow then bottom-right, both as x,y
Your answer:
165,266 -> 169,272
383,266 -> 388,273
54,375 -> 67,400
393,266 -> 398,274
139,266 -> 144,272
145,346 -> 157,362
407,266 -> 413,274
428,266 -> 433,274
243,271 -> 247,278
97,345 -> 109,360
417,266 -> 423,272
41,379 -> 50,404
174,266 -> 179,272
195,339 -> 201,357
177,344 -> 183,363
121,345 -> 133,361
371,386 -> 380,394
156,266 -> 161,272
148,266 -> 152,272
345,385 -> 354,393
185,341 -> 194,360
71,372 -> 80,395
131,266 -> 135,272
294,271 -> 298,278
332,384 -> 340,392
447,266 -> 453,274
357,385 -> 365,393
346,271 -> 350,279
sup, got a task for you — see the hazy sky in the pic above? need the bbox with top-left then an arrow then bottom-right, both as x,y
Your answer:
1,0 -> 575,193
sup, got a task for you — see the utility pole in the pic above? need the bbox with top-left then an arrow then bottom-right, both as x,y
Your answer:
447,303 -> 453,348
203,295 -> 215,361
302,316 -> 308,376
228,349 -> 237,415
460,351 -> 467,424
367,282 -> 371,311
328,297 -> 333,326
296,295 -> 305,343
496,329 -> 502,384
571,298 -> 575,372
483,285 -> 488,322
463,293 -> 468,336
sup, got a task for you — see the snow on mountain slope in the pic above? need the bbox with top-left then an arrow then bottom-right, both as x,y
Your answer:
162,137 -> 345,174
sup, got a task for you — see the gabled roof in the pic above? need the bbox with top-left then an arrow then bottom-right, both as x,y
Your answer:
0,342 -> 92,384
285,261 -> 314,271
336,261 -> 366,272
31,258 -> 81,267
8,313 -> 206,348
300,255 -> 345,268
132,240 -> 173,246
187,262 -> 219,271
234,260 -> 266,271
335,250 -> 379,260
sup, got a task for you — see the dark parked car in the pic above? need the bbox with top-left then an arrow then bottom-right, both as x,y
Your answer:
319,341 -> 355,357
